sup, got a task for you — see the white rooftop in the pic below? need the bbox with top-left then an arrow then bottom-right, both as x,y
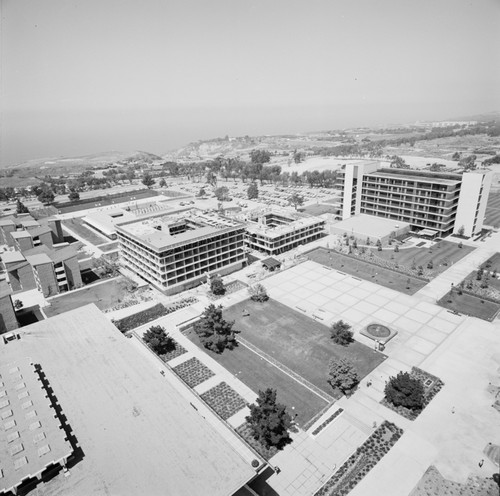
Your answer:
333,214 -> 411,239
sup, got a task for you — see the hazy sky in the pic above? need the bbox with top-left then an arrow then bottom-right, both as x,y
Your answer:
2,0 -> 500,165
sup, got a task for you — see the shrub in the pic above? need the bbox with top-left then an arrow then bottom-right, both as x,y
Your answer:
427,260 -> 433,269
143,325 -> 175,354
113,303 -> 169,332
210,274 -> 226,295
248,283 -> 269,302
330,320 -> 354,346
13,299 -> 23,310
384,372 -> 424,411
394,244 -> 399,253
328,358 -> 359,394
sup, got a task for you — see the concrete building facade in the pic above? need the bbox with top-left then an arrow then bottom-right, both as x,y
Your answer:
338,163 -> 492,237
0,281 -> 19,334
244,208 -> 326,255
117,211 -> 246,294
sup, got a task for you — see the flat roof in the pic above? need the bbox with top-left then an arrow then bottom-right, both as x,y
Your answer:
366,168 -> 461,186
83,210 -> 135,237
24,253 -> 52,266
0,280 -> 12,299
1,252 -> 26,264
10,231 -> 31,240
333,214 -> 410,239
20,220 -> 40,228
0,359 -> 73,495
0,219 -> 16,227
0,305 -> 255,496
118,210 -> 243,251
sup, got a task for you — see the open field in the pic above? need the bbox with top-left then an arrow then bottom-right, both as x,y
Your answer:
306,247 -> 427,295
224,299 -> 386,396
62,217 -> 108,245
44,277 -> 130,317
374,240 -> 475,276
304,203 -> 339,216
485,191 -> 500,227
184,327 -> 328,426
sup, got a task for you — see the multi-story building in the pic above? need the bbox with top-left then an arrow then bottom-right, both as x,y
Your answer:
0,214 -> 63,248
244,208 -> 326,255
338,163 -> 492,237
116,210 -> 246,294
2,246 -> 82,297
0,281 -> 18,334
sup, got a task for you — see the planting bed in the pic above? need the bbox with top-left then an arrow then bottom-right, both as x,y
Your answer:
315,421 -> 403,496
208,280 -> 247,300
159,340 -> 187,362
360,323 -> 398,344
173,357 -> 215,388
311,408 -> 344,436
201,382 -> 246,420
381,367 -> 444,421
236,422 -> 279,461
437,291 -> 500,322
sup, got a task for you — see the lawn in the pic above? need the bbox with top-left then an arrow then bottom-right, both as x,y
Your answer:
374,240 -> 475,276
184,328 -> 329,427
304,203 -> 340,216
307,247 -> 427,295
437,291 -> 500,322
224,299 -> 386,396
62,217 -> 108,246
44,277 -> 130,317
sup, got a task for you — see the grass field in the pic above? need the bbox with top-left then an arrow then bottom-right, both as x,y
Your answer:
62,217 -> 108,246
307,247 -> 427,295
224,299 -> 386,396
374,240 -> 475,276
304,203 -> 339,216
437,291 -> 500,322
184,328 -> 328,426
485,192 -> 500,227
44,277 -> 129,318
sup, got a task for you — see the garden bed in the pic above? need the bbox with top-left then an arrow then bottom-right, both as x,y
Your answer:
437,291 -> 500,322
159,340 -> 187,362
236,422 -> 279,461
380,367 -> 444,421
200,382 -> 246,420
208,280 -> 248,300
172,357 -> 215,388
311,408 -> 344,436
360,323 -> 398,345
314,421 -> 404,496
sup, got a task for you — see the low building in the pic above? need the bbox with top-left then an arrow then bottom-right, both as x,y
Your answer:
330,214 -> 411,245
0,281 -> 18,334
0,305 -> 258,495
338,163 -> 492,237
0,214 -> 63,248
117,210 -> 246,294
244,208 -> 326,255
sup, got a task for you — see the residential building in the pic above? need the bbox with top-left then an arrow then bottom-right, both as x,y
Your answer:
338,163 -> 492,237
0,281 -> 18,334
243,208 -> 326,255
0,214 -> 63,248
2,246 -> 82,297
116,210 -> 246,294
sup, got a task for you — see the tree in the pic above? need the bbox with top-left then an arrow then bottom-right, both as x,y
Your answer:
37,185 -> 55,205
193,304 -> 237,353
13,299 -> 23,310
394,244 -> 399,253
390,156 -> 409,169
250,149 -> 271,165
248,283 -> 269,302
143,325 -> 175,354
384,372 -> 424,411
246,388 -> 292,449
214,186 -> 230,202
16,199 -> 29,214
197,187 -> 206,197
68,191 -> 80,202
452,151 -> 461,161
376,239 -> 382,251
141,172 -> 155,188
288,193 -> 304,210
247,182 -> 259,200
457,225 -> 465,237
210,274 -> 225,295
328,358 -> 359,394
330,320 -> 353,346
159,178 -> 167,188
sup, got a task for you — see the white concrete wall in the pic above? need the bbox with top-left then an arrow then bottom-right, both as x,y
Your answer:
454,171 -> 492,237
342,162 -> 379,220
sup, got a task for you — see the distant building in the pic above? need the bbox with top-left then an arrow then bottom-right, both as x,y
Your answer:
244,208 -> 326,255
338,163 -> 492,237
117,210 -> 246,294
0,281 -> 18,334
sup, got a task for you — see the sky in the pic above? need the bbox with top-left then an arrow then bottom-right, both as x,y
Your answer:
1,0 -> 500,165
